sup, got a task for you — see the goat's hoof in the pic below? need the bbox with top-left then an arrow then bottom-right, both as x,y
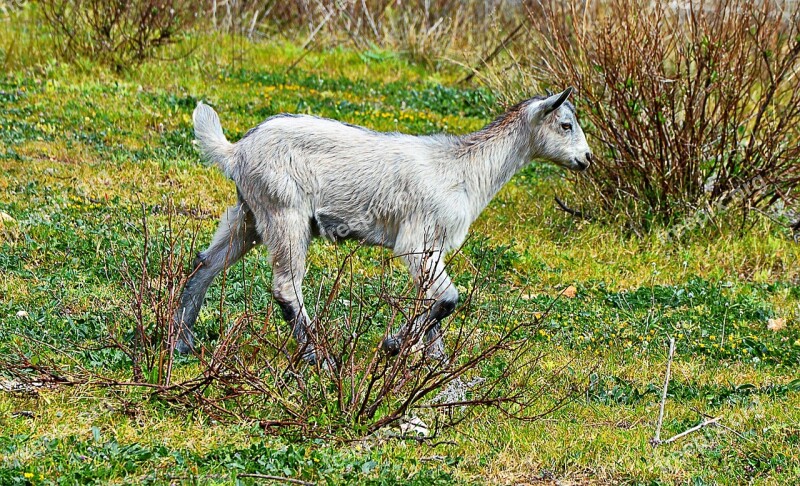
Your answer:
299,348 -> 319,365
299,350 -> 336,371
381,336 -> 400,356
175,337 -> 194,355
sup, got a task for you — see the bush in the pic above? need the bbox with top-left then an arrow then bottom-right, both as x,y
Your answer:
1,201 -> 579,438
245,0 -> 521,66
39,0 -> 200,70
522,0 -> 800,230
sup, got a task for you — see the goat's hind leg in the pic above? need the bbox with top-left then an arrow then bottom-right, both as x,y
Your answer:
174,202 -> 260,354
261,210 -> 318,364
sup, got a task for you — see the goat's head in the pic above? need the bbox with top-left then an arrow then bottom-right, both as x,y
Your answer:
528,87 -> 593,171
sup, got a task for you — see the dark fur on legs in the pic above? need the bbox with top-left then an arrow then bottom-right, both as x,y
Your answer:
174,203 -> 259,354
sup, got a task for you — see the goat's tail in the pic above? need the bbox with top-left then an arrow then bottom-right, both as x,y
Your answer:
193,102 -> 234,176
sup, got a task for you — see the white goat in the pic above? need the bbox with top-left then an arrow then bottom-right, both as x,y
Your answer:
175,87 -> 592,362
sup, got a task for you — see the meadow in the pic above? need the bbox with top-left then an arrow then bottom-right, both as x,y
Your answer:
2,10 -> 800,485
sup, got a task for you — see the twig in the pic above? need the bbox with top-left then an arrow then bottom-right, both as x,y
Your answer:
459,22 -> 526,84
285,7 -> 334,75
688,406 -> 747,442
554,196 -> 589,220
653,337 -> 675,444
236,473 -> 314,485
660,416 -> 722,444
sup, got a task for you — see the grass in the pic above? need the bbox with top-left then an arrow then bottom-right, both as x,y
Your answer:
2,10 -> 800,485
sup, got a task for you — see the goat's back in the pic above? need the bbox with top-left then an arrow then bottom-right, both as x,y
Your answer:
229,114 -> 470,248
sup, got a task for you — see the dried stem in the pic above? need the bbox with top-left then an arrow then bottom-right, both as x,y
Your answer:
660,416 -> 722,445
653,337 -> 675,444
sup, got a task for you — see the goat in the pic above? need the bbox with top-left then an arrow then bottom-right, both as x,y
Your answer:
174,87 -> 592,362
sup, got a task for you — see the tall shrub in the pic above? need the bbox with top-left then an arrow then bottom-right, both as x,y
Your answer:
39,0 -> 200,70
524,0 -> 800,229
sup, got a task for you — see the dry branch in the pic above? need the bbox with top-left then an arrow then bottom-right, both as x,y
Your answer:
653,337 -> 675,444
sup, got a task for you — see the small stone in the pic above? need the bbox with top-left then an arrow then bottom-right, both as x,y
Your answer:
16,310 -> 28,319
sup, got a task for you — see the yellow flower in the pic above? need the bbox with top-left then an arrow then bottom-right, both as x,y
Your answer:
24,472 -> 34,479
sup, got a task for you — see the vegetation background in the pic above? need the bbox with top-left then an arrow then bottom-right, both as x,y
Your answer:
1,0 -> 799,484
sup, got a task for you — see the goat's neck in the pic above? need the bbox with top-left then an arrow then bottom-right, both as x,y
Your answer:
457,121 -> 537,220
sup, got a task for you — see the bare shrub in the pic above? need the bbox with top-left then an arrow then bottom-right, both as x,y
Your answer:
519,0 -> 800,229
208,0 -> 276,38
160,243 -> 579,436
39,0 -> 201,70
1,202 -> 581,438
142,214 -> 579,436
111,200 -> 200,386
252,0 -> 522,65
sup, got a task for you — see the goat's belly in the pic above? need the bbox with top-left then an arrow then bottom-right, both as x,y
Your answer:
311,210 -> 398,248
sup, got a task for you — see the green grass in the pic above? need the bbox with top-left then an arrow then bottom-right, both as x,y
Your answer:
2,10 -> 800,485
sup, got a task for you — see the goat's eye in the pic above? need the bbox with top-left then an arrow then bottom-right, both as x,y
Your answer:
561,122 -> 573,131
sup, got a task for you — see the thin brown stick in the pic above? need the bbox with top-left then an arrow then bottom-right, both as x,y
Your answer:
554,196 -> 589,220
460,21 -> 526,84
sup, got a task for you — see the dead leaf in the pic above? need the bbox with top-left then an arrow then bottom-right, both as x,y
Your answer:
767,317 -> 786,332
561,285 -> 578,299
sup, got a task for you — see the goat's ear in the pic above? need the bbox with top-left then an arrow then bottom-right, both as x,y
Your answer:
540,87 -> 573,115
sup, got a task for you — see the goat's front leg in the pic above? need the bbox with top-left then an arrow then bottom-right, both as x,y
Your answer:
174,203 -> 260,354
382,249 -> 458,361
